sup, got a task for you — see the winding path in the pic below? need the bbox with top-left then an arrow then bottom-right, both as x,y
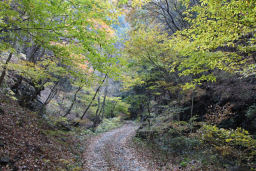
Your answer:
83,122 -> 153,171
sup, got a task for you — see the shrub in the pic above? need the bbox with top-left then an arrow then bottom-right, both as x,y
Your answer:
169,136 -> 201,154
199,125 -> 256,166
104,97 -> 130,118
95,117 -> 122,133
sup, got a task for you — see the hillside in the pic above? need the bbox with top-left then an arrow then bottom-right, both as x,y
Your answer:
0,94 -> 86,170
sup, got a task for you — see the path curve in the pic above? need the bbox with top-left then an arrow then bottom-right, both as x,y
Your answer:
83,122 -> 152,171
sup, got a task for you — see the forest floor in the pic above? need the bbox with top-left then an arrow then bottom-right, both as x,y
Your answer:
0,94 -> 87,170
83,122 -> 180,171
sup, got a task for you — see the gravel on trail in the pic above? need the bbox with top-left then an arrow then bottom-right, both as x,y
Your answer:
83,122 -> 155,171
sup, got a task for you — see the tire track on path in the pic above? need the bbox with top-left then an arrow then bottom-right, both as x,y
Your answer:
83,122 -> 151,171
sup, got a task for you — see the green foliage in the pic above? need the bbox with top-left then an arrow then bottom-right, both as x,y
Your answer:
104,97 -> 130,118
121,0 -> 256,169
0,0 -> 123,93
95,117 -> 122,133
169,136 -> 200,153
124,0 -> 256,90
180,160 -> 188,167
124,94 -> 148,118
123,25 -> 177,87
199,125 -> 256,165
115,100 -> 130,115
169,0 -> 256,88
4,88 -> 17,100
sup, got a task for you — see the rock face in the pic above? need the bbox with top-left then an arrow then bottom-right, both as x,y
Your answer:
7,74 -> 44,111
0,52 -> 43,111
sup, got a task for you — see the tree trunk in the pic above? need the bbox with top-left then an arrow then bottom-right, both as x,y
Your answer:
0,53 -> 13,87
80,74 -> 107,120
190,90 -> 195,133
44,82 -> 59,106
63,86 -> 83,117
28,45 -> 40,63
191,90 -> 195,119
101,86 -> 108,120
110,101 -> 117,118
95,95 -> 101,117
147,98 -> 151,127
39,81 -> 59,115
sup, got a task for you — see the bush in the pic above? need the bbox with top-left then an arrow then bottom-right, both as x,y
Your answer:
169,136 -> 201,154
95,117 -> 122,133
104,97 -> 130,118
199,125 -> 256,166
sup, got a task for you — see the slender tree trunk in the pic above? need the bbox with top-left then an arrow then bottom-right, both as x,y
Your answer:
28,45 -> 40,63
44,82 -> 59,106
39,81 -> 59,115
0,53 -> 13,87
147,98 -> 151,127
80,85 -> 101,119
63,86 -> 83,117
58,95 -> 66,115
190,90 -> 195,133
101,86 -> 108,120
147,99 -> 151,116
164,0 -> 180,31
110,101 -> 117,118
95,96 -> 101,117
80,74 -> 107,120
191,90 -> 195,119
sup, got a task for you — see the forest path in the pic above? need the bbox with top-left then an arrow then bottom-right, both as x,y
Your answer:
83,122 -> 155,171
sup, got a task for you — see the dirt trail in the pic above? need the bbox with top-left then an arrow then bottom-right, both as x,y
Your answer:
83,122 -> 153,171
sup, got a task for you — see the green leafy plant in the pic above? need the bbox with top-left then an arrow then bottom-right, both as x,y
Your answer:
199,125 -> 256,166
104,97 -> 130,118
95,117 -> 122,133
180,160 -> 188,167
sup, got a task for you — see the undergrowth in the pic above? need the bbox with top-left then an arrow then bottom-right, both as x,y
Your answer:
95,117 -> 122,133
136,113 -> 256,170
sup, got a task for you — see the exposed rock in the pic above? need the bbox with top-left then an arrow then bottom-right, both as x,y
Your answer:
8,75 -> 44,111
19,53 -> 27,60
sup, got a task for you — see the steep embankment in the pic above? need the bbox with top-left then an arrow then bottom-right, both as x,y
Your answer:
0,94 -> 84,170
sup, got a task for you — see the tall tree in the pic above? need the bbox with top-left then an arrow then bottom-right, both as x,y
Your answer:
80,74 -> 108,120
